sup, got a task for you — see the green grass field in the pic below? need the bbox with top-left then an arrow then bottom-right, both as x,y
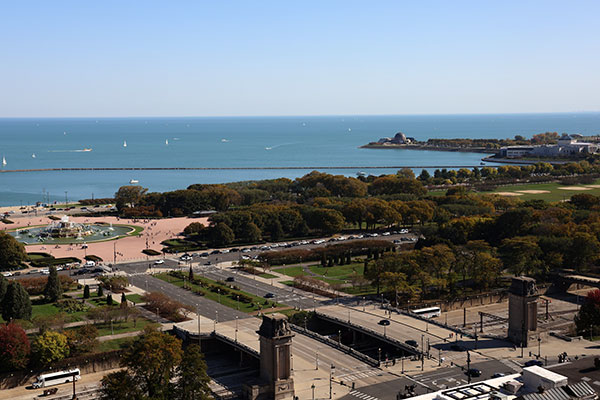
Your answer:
272,266 -> 305,277
308,263 -> 364,283
155,273 -> 284,313
483,180 -> 600,202
125,294 -> 144,304
98,336 -> 136,352
93,318 -> 157,336
259,273 -> 278,279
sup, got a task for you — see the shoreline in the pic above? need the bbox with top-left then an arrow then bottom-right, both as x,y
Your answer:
360,143 -> 498,153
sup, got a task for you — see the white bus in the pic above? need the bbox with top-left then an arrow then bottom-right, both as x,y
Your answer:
410,306 -> 441,319
32,368 -> 81,389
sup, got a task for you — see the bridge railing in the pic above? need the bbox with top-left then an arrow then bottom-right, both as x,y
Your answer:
289,323 -> 380,367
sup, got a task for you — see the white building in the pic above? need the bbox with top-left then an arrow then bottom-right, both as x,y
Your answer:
499,134 -> 598,158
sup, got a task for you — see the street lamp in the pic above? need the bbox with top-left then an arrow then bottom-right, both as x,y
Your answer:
197,305 -> 202,350
378,348 -> 381,363
218,289 -> 221,304
235,316 -> 239,342
338,330 -> 341,345
237,295 -> 240,311
329,364 -> 335,399
467,350 -> 472,383
311,383 -> 315,400
538,336 -> 541,359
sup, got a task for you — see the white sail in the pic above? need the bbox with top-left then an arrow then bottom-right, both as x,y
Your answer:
2,156 -> 6,166
32,153 -> 36,158
165,139 -> 169,145
123,140 -> 127,147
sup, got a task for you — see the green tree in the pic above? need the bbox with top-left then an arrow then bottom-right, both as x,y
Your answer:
1,281 -> 32,321
32,331 -> 69,365
121,293 -> 128,308
106,294 -> 113,306
83,284 -> 90,299
67,324 -> 99,355
122,330 -> 183,398
97,285 -> 104,297
188,265 -> 194,282
100,370 -> 144,400
0,322 -> 30,370
575,289 -> 600,337
44,266 -> 62,303
569,232 -> 600,272
0,232 -> 27,271
0,274 -> 8,313
175,344 -> 211,400
115,185 -> 148,211
499,236 -> 542,276
209,222 -> 235,246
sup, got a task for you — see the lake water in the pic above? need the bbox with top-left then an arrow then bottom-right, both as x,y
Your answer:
0,113 -> 599,206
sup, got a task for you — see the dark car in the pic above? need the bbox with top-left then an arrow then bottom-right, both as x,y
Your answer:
466,368 -> 482,377
451,344 -> 466,351
264,293 -> 275,299
524,360 -> 543,367
378,319 -> 390,326
405,340 -> 418,348
225,277 -> 235,282
210,250 -> 221,255
491,373 -> 506,378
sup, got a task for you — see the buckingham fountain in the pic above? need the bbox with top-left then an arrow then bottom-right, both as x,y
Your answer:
10,216 -> 133,244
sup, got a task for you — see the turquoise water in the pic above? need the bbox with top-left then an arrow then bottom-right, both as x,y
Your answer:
0,113 -> 599,206
9,224 -> 132,244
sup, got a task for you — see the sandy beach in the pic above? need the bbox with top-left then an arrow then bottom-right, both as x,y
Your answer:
1,213 -> 207,263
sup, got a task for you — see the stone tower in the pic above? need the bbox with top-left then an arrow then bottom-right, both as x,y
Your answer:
508,276 -> 538,346
244,313 -> 295,400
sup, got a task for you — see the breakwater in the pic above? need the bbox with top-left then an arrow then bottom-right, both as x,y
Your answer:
0,165 -> 492,174
360,144 -> 498,153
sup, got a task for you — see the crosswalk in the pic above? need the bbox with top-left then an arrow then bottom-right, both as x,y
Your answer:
338,369 -> 382,381
348,390 -> 381,400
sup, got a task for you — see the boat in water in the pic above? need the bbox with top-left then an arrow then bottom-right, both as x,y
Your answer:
129,179 -> 139,184
165,139 -> 169,145
123,140 -> 127,148
82,148 -> 92,152
2,156 -> 6,166
31,153 -> 36,158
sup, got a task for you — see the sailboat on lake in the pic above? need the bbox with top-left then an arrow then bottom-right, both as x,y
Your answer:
123,140 -> 127,148
2,156 -> 6,166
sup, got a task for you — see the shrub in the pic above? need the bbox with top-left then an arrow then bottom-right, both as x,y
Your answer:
142,292 -> 193,322
142,249 -> 161,256
98,276 -> 128,292
57,299 -> 87,313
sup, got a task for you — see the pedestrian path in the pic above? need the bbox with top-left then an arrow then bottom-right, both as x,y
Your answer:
338,369 -> 382,382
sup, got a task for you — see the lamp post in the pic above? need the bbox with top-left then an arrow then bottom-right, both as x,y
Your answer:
311,383 -> 315,400
315,351 -> 319,370
329,364 -> 335,399
338,330 -> 341,346
467,350 -> 472,384
235,316 -> 238,342
218,288 -> 221,304
197,305 -> 201,350
421,334 -> 424,370
237,295 -> 240,311
362,296 -> 365,312
538,336 -> 541,359
378,347 -> 381,363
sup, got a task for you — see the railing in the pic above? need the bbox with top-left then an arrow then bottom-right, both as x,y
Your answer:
289,323 -> 380,367
314,311 -> 421,356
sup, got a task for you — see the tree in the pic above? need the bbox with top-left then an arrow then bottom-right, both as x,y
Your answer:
121,293 -> 128,308
568,232 -> 600,272
209,222 -> 235,246
106,294 -> 113,306
575,289 -> 600,337
83,284 -> 90,299
67,324 -> 99,355
115,185 -> 148,211
0,232 -> 27,271
175,344 -> 211,400
499,236 -> 542,276
0,274 -> 8,313
100,370 -> 144,400
1,281 -> 32,321
44,266 -> 62,303
188,266 -> 194,282
97,285 -> 104,297
0,322 -> 30,370
32,331 -> 69,366
122,330 -> 183,398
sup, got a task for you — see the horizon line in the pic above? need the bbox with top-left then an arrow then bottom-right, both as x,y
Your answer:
0,110 -> 599,120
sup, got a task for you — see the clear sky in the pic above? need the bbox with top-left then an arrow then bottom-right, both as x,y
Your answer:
1,1 -> 599,117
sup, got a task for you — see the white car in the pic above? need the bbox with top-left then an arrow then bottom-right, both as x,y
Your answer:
154,259 -> 165,265
40,269 -> 50,275
2,272 -> 13,277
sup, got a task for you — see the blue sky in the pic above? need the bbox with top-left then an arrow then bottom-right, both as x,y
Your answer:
1,1 -> 599,117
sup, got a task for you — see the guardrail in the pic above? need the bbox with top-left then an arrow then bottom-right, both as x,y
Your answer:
314,311 -> 421,356
289,323 -> 380,367
172,325 -> 259,358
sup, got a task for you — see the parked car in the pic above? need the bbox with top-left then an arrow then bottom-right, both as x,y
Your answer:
225,277 -> 235,282
491,373 -> 506,378
466,368 -> 482,377
524,360 -> 543,367
154,259 -> 164,265
264,293 -> 275,299
1,272 -> 13,277
405,340 -> 418,348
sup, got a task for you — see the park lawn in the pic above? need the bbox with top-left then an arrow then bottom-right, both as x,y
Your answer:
309,263 -> 364,282
479,179 -> 600,202
98,336 -> 136,352
155,273 -> 284,313
93,318 -> 157,337
259,273 -> 278,279
125,294 -> 144,304
31,302 -> 88,322
272,266 -> 305,278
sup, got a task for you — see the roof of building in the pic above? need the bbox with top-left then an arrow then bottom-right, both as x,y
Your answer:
520,387 -> 571,400
523,366 -> 568,383
563,381 -> 597,399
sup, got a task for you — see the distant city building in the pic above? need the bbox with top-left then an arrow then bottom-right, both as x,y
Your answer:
499,134 -> 598,158
376,132 -> 415,145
